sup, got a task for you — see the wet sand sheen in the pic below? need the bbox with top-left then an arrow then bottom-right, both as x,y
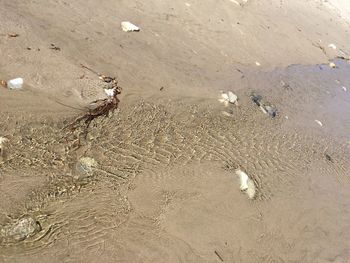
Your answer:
1,0 -> 350,262
1,72 -> 350,261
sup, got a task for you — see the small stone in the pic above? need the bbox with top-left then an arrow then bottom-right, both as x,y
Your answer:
251,93 -> 263,106
76,157 -> 98,174
2,216 -> 41,242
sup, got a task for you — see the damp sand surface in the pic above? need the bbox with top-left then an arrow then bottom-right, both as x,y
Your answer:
1,0 -> 350,262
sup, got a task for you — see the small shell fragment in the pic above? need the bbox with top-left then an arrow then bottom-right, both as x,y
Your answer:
342,86 -> 347,92
218,92 -> 229,106
255,61 -> 261,66
104,88 -> 116,97
221,93 -> 229,101
236,169 -> 249,191
329,62 -> 336,68
235,169 -> 256,199
229,0 -> 240,5
315,120 -> 323,127
7,78 -> 23,90
328,44 -> 337,50
227,91 -> 238,104
121,21 -> 140,32
219,91 -> 237,106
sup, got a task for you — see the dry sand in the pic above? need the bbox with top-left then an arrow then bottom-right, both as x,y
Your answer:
1,0 -> 350,262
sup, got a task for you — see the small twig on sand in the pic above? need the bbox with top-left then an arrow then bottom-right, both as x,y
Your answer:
214,250 -> 224,262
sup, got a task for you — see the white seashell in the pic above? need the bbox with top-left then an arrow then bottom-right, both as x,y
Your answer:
227,91 -> 238,104
342,86 -> 347,91
221,93 -> 229,101
121,21 -> 140,32
7,78 -> 23,90
104,88 -> 115,97
235,169 -> 249,191
246,179 -> 256,199
229,0 -> 240,5
315,120 -> 323,127
235,169 -> 256,199
329,62 -> 336,68
185,2 -> 191,6
328,44 -> 337,50
219,93 -> 229,106
255,61 -> 261,66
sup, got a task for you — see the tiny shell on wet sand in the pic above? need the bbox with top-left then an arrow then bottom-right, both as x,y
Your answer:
7,78 -> 23,90
328,43 -> 336,50
121,21 -> 140,32
315,120 -> 323,127
329,62 -> 337,68
235,169 -> 256,199
227,91 -> 238,104
218,91 -> 238,106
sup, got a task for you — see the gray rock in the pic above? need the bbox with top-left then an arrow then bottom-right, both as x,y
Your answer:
1,216 -> 41,242
250,92 -> 277,118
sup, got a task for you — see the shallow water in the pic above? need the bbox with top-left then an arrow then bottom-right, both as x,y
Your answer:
1,60 -> 350,262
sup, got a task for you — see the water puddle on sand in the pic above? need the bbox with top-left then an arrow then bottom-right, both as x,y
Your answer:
0,60 -> 350,262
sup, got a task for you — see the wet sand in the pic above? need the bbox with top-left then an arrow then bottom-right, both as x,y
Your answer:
1,0 -> 350,262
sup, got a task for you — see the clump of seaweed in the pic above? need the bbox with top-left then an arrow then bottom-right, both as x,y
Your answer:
65,64 -> 122,132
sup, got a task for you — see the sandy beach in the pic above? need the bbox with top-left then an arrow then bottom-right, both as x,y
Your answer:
1,0 -> 350,262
